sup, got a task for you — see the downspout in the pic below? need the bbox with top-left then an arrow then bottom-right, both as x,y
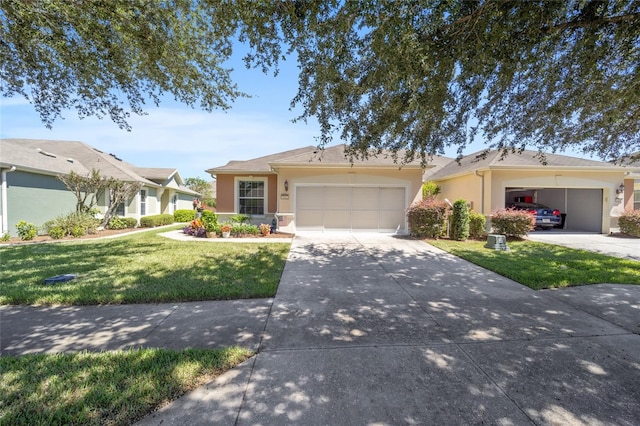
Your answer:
1,166 -> 17,235
474,170 -> 485,214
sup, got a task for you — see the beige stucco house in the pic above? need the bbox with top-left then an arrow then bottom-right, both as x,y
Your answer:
206,145 -> 435,234
427,150 -> 636,234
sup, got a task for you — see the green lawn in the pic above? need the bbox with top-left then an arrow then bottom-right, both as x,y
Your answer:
0,347 -> 253,426
428,239 -> 640,290
0,227 -> 291,305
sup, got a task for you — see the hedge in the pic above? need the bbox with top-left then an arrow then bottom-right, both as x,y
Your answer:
407,199 -> 449,238
469,211 -> 487,239
451,199 -> 470,241
174,209 -> 196,222
490,208 -> 535,238
618,209 -> 640,237
140,214 -> 174,228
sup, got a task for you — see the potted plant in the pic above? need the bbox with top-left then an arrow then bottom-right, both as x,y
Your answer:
204,221 -> 217,238
220,223 -> 232,238
259,223 -> 271,236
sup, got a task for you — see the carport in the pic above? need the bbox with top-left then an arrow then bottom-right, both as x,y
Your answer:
506,187 -> 603,232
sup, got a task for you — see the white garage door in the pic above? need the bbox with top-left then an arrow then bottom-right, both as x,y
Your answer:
296,186 -> 406,232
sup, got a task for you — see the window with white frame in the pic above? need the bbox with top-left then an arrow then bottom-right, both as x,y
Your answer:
171,195 -> 177,213
238,179 -> 265,215
115,202 -> 125,216
140,189 -> 147,215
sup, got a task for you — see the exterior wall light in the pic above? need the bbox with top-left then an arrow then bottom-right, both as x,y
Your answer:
284,179 -> 289,192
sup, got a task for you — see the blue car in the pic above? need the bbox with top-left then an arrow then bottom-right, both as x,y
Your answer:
508,202 -> 562,229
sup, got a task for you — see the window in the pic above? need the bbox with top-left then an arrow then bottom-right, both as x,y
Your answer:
238,180 -> 265,215
171,195 -> 177,213
115,202 -> 125,216
140,190 -> 147,216
634,190 -> 640,210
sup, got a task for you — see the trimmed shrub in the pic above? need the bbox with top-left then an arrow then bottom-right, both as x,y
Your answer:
70,225 -> 85,237
490,208 -> 535,238
140,214 -> 174,228
407,199 -> 449,238
451,199 -> 470,241
469,211 -> 487,239
618,209 -> 640,237
15,221 -> 37,241
108,216 -> 138,230
48,226 -> 65,239
43,211 -> 100,236
174,209 -> 196,222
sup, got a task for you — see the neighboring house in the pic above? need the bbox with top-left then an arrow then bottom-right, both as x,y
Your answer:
206,145 -> 439,234
617,152 -> 640,211
0,139 -> 199,236
428,149 -> 636,234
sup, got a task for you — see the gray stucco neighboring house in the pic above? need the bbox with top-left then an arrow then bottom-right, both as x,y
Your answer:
0,139 -> 199,237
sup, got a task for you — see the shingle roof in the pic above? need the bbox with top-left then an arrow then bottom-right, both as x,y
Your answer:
429,149 -> 628,181
206,146 -> 316,173
134,167 -> 179,182
1,139 -> 160,186
0,139 -> 90,175
207,144 -> 449,174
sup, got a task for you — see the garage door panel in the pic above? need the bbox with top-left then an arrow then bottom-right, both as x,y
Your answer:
352,187 -> 379,210
296,186 -> 406,232
325,210 -> 351,229
325,187 -> 351,210
298,187 -> 324,210
379,210 -> 406,232
380,187 -> 405,207
351,210 -> 378,229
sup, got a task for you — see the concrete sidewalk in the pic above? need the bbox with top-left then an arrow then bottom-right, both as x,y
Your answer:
137,233 -> 640,425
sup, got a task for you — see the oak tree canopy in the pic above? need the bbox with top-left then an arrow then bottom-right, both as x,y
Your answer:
2,1 -> 639,163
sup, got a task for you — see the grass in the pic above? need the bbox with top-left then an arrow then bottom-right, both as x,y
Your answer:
0,227 -> 291,305
428,238 -> 640,290
0,346 -> 253,426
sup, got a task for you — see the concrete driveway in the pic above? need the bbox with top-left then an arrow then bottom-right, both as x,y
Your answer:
138,233 -> 640,425
527,231 -> 640,262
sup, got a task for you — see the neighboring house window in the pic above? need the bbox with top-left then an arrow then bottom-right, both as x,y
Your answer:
238,179 -> 265,215
115,202 -> 125,216
635,190 -> 640,210
172,195 -> 177,213
140,190 -> 147,216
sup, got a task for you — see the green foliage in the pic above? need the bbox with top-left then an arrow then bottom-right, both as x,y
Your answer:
201,210 -> 217,225
232,223 -> 260,236
43,211 -> 100,237
451,199 -> 470,241
490,208 -> 536,238
5,2 -> 638,159
618,209 -> 640,237
0,347 -> 253,426
1,1 -> 244,130
107,216 -> 126,230
407,199 -> 449,238
1,232 -> 11,242
231,214 -> 251,224
469,211 -> 487,240
421,181 -> 441,199
70,225 -> 85,237
140,214 -> 174,228
174,209 -> 196,222
15,221 -> 37,241
48,226 -> 65,239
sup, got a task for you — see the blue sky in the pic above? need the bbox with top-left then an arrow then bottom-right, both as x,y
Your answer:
1,51 -> 597,181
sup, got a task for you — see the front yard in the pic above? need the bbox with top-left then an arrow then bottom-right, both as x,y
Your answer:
0,227 -> 290,305
0,227 -> 290,424
428,238 -> 640,290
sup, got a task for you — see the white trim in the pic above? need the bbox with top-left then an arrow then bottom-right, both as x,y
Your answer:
234,176 -> 268,217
